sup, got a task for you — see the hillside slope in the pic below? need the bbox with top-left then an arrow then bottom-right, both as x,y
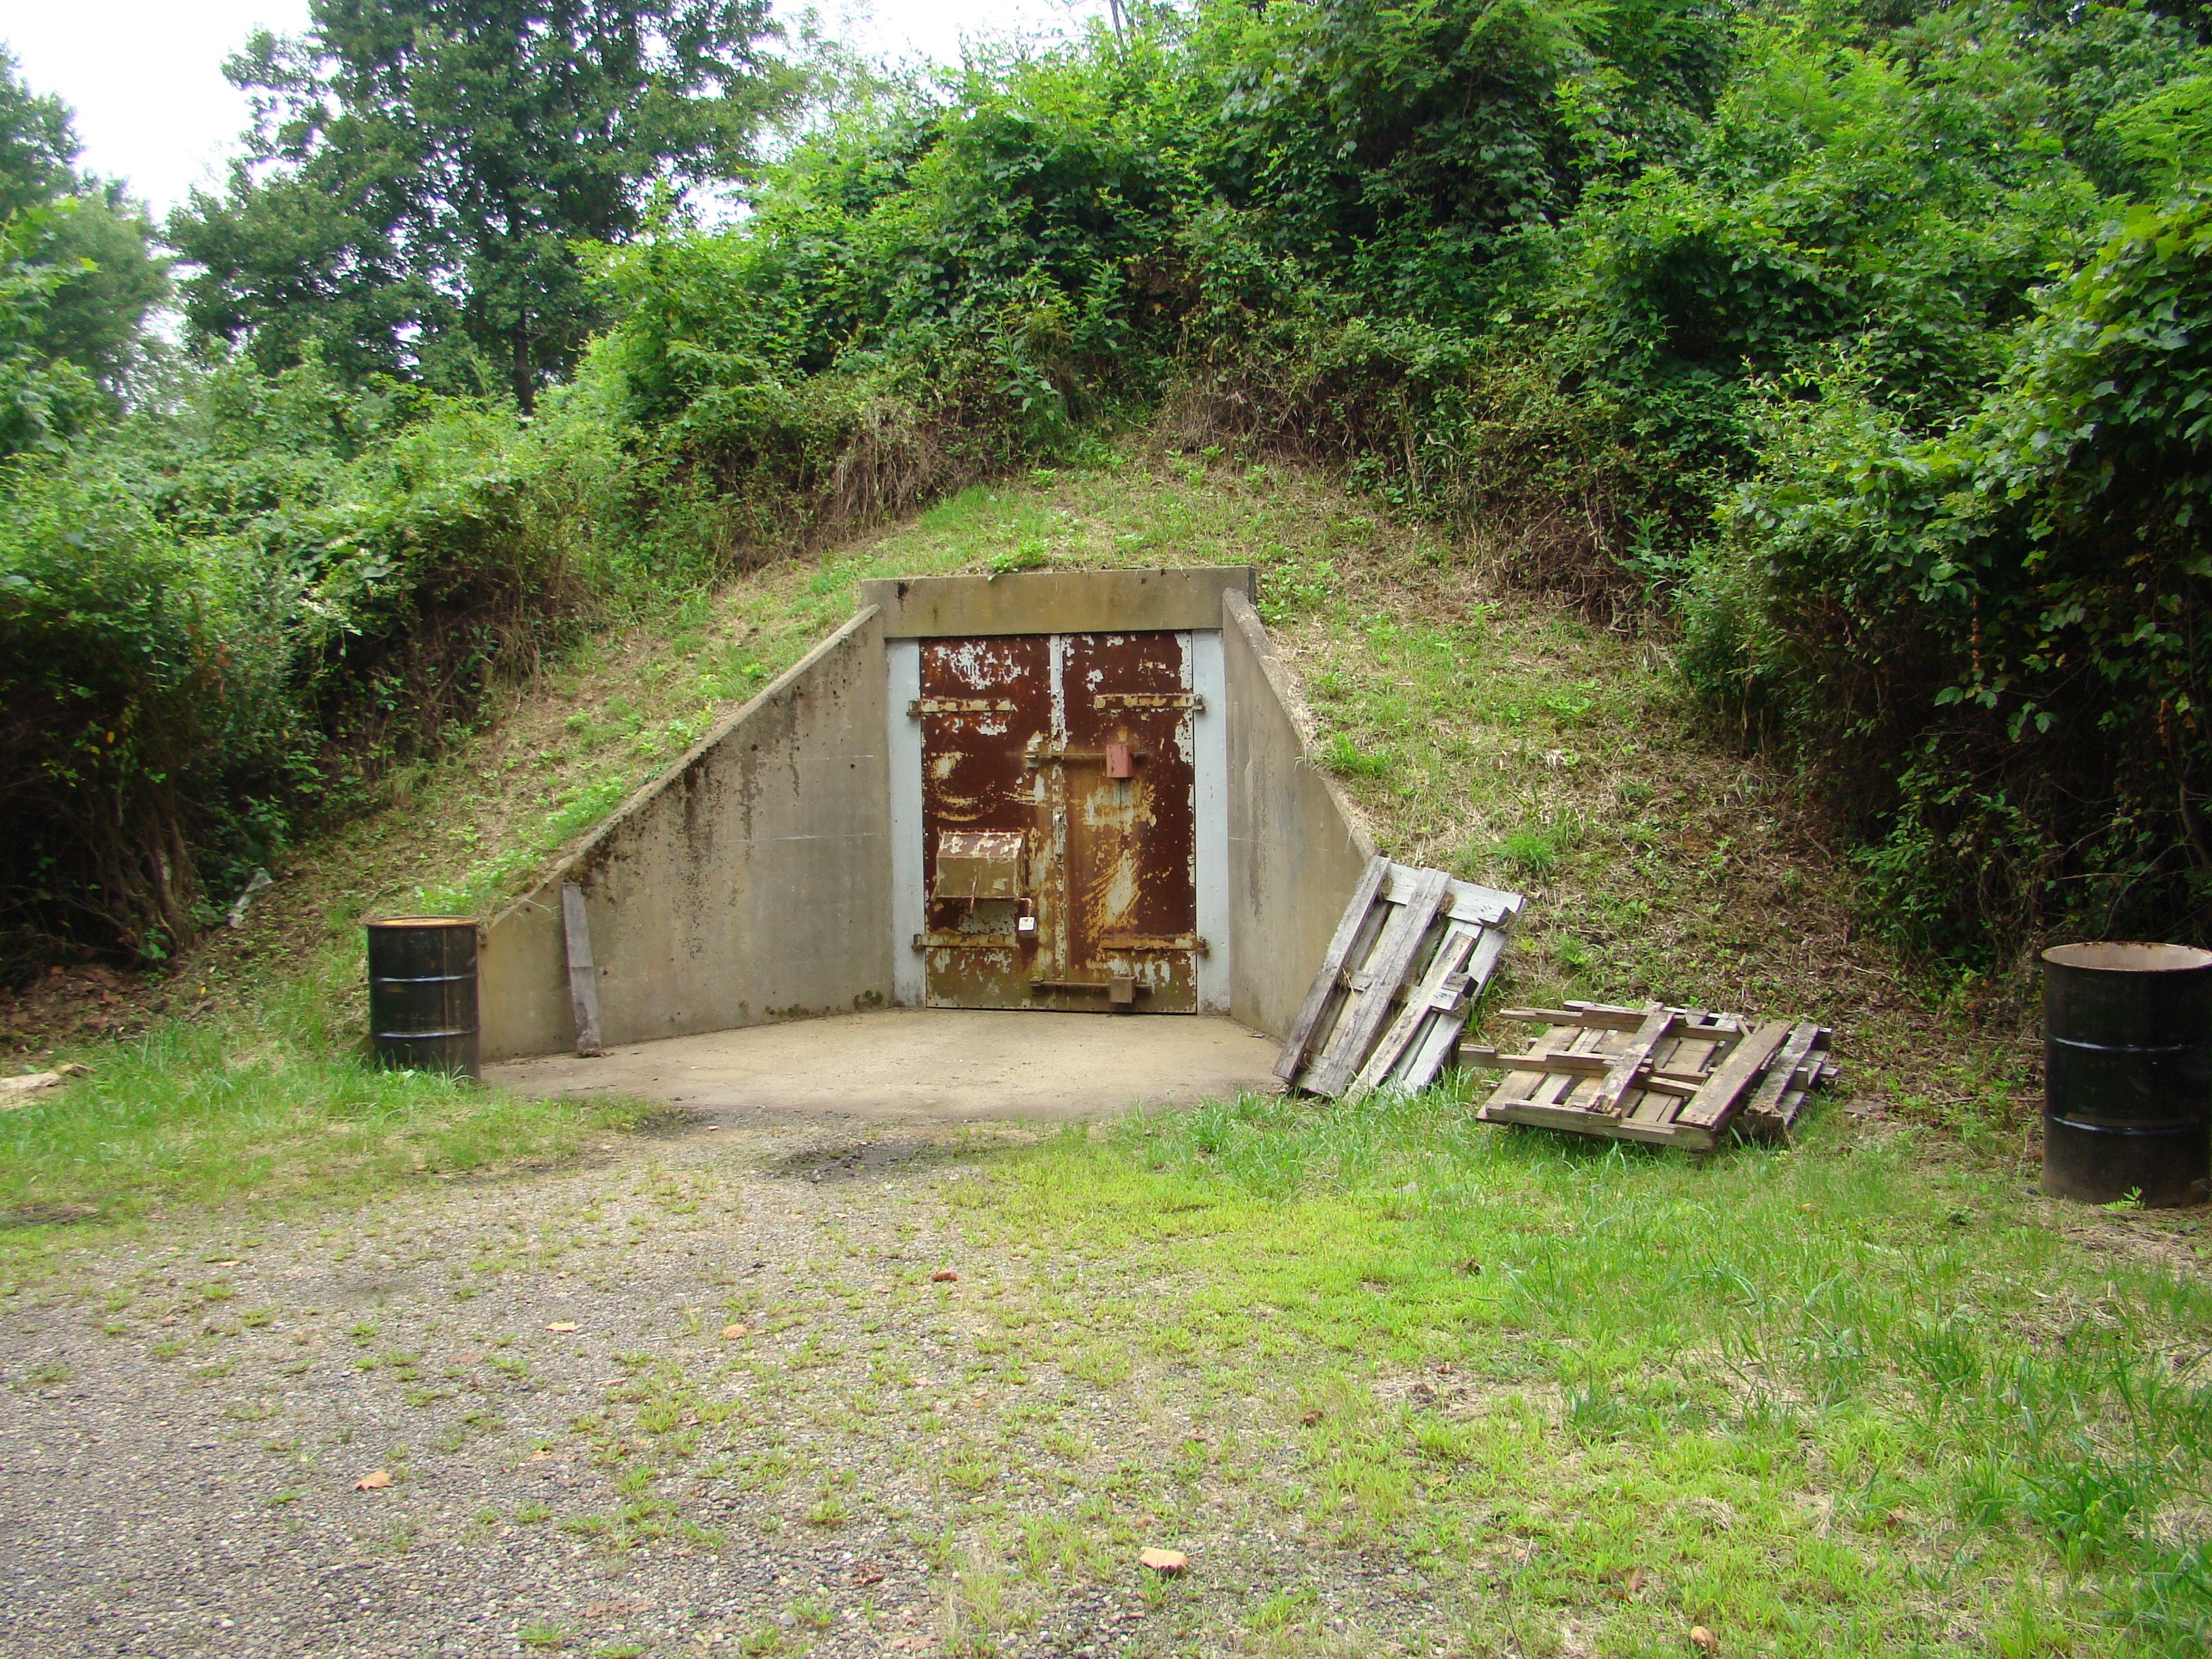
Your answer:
214,457 -> 1990,1062
1,453 -> 2030,1216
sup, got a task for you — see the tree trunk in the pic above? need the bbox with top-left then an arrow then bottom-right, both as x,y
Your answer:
512,319 -> 535,415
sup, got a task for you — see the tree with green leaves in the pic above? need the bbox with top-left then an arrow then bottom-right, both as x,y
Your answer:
170,0 -> 798,410
0,46 -> 167,424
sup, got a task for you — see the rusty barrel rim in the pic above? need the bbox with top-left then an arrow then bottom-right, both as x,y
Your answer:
2042,941 -> 2212,974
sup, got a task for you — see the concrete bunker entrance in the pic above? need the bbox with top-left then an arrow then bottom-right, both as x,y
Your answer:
473,565 -> 1377,1115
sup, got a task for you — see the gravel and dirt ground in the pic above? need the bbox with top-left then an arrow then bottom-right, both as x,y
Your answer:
1,1106 -> 1456,1659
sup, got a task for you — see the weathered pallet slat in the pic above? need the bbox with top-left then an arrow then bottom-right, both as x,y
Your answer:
1302,865 -> 1452,1098
1279,861 -> 1525,1099
1475,1005 -> 1835,1147
1351,922 -> 1477,1096
1677,1020 -> 1793,1130
1589,1005 -> 1676,1118
1274,855 -> 1391,1085
1742,1025 -> 1833,1139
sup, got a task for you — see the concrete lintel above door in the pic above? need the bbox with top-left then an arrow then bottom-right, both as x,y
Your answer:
860,567 -> 1253,639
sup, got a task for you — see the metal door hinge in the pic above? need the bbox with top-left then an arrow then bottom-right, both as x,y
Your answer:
909,697 -> 1017,717
1096,933 -> 1208,955
1092,693 -> 1202,712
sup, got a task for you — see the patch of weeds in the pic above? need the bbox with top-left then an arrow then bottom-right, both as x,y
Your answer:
1498,822 -> 1568,879
2123,1538 -> 2212,1656
1322,734 -> 1390,779
2020,1452 -> 2158,1569
0,989 -> 637,1217
987,536 -> 1050,575
943,1445 -> 998,1495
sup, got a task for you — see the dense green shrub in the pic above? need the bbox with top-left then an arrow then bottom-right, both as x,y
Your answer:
1707,194 -> 2212,956
0,359 -> 619,968
14,0 -> 2212,968
0,457 -> 282,960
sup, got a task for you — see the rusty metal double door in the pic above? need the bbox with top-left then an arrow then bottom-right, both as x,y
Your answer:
916,631 -> 1200,1012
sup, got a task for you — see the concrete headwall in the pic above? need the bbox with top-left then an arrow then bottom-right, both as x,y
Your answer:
1222,590 -> 1376,1040
478,607 -> 893,1063
860,567 -> 1252,637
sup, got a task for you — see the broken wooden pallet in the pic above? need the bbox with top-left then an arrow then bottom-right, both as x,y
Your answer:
1276,855 -> 1525,1099
1469,1002 -> 1837,1148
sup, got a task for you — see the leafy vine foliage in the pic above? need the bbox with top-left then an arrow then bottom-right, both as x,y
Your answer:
7,0 -> 2212,975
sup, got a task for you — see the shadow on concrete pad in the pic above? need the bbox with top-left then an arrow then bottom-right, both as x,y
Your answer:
482,1008 -> 1283,1124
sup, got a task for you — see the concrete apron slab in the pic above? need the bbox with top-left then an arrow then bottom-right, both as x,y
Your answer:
483,1008 -> 1284,1124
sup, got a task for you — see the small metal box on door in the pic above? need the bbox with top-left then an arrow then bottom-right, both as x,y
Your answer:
913,631 -> 1200,1012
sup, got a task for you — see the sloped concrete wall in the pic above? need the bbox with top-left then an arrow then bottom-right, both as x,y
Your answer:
478,607 -> 893,1062
1222,590 -> 1376,1040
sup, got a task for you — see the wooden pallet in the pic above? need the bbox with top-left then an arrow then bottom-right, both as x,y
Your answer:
1471,1002 -> 1835,1148
1276,855 -> 1524,1099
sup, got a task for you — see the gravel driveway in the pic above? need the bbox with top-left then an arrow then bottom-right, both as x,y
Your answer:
1,1116 -> 1456,1658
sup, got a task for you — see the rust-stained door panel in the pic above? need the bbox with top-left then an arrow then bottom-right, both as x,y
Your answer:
918,636 -> 1050,1010
1056,632 -> 1197,1012
916,631 -> 1197,1012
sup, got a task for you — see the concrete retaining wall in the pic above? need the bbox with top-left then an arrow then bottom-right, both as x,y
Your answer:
476,576 -> 1370,1059
1222,590 -> 1376,1040
478,607 -> 893,1063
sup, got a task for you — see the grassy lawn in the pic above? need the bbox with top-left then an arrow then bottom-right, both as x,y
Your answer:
0,939 -> 664,1239
5,453 -> 2202,1654
928,1090 -> 2212,1658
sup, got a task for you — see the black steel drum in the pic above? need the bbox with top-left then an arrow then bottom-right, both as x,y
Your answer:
367,917 -> 480,1080
2043,941 -> 2212,1207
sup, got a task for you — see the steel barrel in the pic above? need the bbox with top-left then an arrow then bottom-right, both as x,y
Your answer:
366,917 -> 480,1080
2043,941 -> 2212,1207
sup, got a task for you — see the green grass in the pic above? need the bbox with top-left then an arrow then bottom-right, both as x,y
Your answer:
940,1090 -> 2212,1658
0,943 -> 660,1235
6,450 -> 2156,1657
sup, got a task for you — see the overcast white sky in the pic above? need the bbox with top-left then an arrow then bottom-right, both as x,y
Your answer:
3,1 -> 1103,218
